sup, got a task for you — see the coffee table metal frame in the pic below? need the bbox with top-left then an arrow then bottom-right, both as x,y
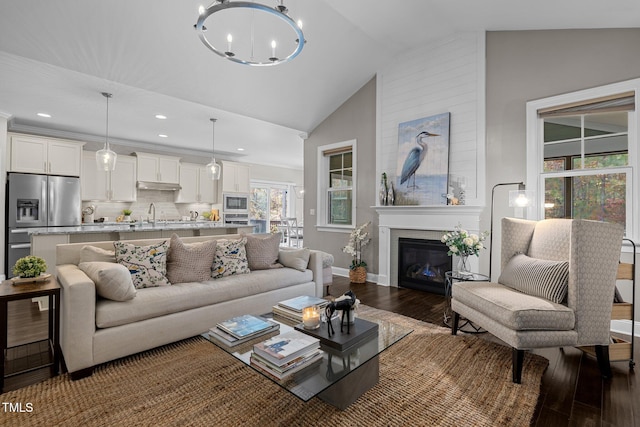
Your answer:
205,312 -> 412,409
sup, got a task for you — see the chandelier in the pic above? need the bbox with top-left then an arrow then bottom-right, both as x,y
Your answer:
96,92 -> 117,171
195,0 -> 305,66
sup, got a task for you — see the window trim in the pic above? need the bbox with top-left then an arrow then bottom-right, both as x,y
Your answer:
316,139 -> 357,231
526,78 -> 639,239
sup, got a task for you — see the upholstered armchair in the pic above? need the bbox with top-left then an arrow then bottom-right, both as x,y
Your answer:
451,217 -> 624,383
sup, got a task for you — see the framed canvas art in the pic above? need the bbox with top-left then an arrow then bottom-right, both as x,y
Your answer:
395,112 -> 450,205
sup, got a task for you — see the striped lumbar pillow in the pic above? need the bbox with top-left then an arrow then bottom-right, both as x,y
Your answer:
498,253 -> 569,303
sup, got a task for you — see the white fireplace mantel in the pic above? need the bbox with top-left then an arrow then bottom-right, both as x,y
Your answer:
373,205 -> 484,286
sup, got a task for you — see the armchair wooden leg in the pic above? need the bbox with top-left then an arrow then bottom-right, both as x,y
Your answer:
595,345 -> 612,379
512,349 -> 524,384
451,312 -> 460,335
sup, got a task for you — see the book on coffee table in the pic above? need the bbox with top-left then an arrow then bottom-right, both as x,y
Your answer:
250,348 -> 323,380
253,330 -> 320,366
209,322 -> 279,347
216,314 -> 275,339
277,295 -> 328,312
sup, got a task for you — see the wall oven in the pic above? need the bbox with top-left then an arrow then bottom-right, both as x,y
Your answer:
223,193 -> 249,213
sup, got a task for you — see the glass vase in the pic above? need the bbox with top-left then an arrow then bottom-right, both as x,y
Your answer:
456,254 -> 472,277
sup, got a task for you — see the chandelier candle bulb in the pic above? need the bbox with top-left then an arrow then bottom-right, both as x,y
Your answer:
226,34 -> 233,55
302,306 -> 321,330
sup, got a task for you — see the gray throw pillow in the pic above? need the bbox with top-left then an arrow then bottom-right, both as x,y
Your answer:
79,261 -> 136,301
244,233 -> 283,270
166,234 -> 217,284
278,248 -> 310,272
498,253 -> 569,303
79,245 -> 116,263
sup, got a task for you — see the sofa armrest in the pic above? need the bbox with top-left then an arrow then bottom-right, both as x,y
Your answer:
57,264 -> 97,373
308,250 -> 324,297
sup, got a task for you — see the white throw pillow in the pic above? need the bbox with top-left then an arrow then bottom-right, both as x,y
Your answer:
498,253 -> 569,303
211,238 -> 250,279
79,261 -> 136,301
278,248 -> 310,272
114,241 -> 170,289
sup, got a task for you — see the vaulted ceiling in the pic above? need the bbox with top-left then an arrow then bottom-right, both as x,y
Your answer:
0,0 -> 638,169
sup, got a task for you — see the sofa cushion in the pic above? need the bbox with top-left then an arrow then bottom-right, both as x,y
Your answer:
95,268 -> 314,328
114,241 -> 170,289
212,238 -> 250,279
278,248 -> 310,272
452,281 -> 575,331
79,261 -> 136,301
79,245 -> 116,263
244,233 -> 283,270
166,234 -> 217,284
499,253 -> 569,303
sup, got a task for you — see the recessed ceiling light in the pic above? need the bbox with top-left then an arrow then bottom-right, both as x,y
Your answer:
237,148 -> 245,151
37,113 -> 52,118
155,114 -> 167,119
159,134 -> 168,138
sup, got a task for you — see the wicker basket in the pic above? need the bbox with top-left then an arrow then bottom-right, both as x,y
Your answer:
349,266 -> 367,284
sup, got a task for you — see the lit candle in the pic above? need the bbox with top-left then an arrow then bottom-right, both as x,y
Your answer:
271,40 -> 277,58
302,306 -> 320,329
227,34 -> 232,52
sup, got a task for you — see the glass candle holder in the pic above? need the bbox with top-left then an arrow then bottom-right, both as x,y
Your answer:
302,305 -> 321,330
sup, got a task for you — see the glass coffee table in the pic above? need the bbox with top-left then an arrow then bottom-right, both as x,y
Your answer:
204,312 -> 412,409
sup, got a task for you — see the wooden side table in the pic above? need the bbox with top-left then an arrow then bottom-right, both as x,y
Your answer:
0,278 -> 60,393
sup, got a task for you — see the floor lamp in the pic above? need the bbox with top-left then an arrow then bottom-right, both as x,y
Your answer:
489,182 -> 534,281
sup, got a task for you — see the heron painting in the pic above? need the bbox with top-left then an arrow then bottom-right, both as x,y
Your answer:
395,112 -> 450,205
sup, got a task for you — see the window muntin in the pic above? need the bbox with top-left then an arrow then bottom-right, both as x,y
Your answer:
317,141 -> 356,229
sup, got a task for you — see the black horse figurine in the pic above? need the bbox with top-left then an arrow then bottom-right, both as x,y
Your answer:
325,291 -> 356,336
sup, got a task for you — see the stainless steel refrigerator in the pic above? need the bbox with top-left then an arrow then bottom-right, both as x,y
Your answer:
6,173 -> 81,277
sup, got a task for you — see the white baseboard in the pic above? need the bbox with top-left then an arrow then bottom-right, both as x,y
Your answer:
331,267 -> 379,285
611,319 -> 639,338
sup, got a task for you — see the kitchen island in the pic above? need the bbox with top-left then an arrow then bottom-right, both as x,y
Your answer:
29,222 -> 254,276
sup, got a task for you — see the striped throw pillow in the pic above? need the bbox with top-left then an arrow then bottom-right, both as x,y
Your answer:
498,253 -> 569,303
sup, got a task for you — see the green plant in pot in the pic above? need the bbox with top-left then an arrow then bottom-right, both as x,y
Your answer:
13,255 -> 47,278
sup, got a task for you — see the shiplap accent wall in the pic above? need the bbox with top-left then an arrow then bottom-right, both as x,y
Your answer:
376,32 -> 485,206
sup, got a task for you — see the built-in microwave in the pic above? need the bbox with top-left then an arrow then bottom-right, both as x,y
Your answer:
223,193 -> 249,213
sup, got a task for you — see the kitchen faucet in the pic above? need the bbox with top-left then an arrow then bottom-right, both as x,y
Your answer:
148,203 -> 156,223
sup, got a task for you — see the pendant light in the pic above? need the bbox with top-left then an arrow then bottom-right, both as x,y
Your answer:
206,118 -> 221,180
96,92 -> 117,171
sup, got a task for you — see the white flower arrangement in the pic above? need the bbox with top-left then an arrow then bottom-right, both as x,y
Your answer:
441,224 -> 488,257
343,221 -> 371,270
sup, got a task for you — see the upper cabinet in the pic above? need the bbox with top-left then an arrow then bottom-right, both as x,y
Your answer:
221,161 -> 251,194
135,152 -> 180,184
82,151 -> 137,201
175,163 -> 216,203
9,134 -> 83,176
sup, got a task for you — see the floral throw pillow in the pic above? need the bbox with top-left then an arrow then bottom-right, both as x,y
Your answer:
114,241 -> 170,289
212,238 -> 250,279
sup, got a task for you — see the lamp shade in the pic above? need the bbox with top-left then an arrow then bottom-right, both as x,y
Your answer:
508,190 -> 535,208
96,148 -> 117,171
206,159 -> 221,180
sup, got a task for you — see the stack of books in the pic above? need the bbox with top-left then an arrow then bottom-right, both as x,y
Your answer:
209,314 -> 279,347
272,295 -> 328,323
250,330 -> 322,380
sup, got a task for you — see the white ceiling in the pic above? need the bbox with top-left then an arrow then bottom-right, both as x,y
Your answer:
0,0 -> 638,170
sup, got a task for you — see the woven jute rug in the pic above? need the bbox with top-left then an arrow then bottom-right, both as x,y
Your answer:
1,306 -> 547,427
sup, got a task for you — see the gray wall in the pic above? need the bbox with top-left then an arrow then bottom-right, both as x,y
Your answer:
303,76 -> 378,273
485,28 -> 640,317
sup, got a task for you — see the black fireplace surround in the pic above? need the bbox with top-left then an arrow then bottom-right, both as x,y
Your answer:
398,237 -> 451,295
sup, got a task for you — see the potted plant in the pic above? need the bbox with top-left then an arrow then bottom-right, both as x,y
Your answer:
202,211 -> 212,221
122,209 -> 133,221
343,221 -> 371,284
13,255 -> 47,279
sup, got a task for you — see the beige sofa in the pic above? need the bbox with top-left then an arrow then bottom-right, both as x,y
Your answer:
55,233 -> 324,378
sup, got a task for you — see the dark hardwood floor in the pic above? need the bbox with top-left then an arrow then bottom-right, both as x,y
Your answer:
328,276 -> 639,427
4,276 -> 638,426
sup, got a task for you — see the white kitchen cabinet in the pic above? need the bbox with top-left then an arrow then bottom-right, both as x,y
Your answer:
135,152 -> 180,184
82,152 -> 137,201
175,163 -> 216,203
221,161 -> 251,194
10,134 -> 83,176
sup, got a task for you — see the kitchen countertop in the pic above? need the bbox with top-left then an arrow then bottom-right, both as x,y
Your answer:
27,222 -> 253,235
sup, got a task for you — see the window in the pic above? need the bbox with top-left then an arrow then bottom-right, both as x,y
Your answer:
527,82 -> 638,238
249,181 -> 292,233
317,140 -> 356,229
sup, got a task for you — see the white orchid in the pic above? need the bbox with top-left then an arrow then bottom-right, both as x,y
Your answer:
343,221 -> 372,270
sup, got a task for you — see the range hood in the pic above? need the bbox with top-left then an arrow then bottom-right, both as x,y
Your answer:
136,181 -> 182,191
